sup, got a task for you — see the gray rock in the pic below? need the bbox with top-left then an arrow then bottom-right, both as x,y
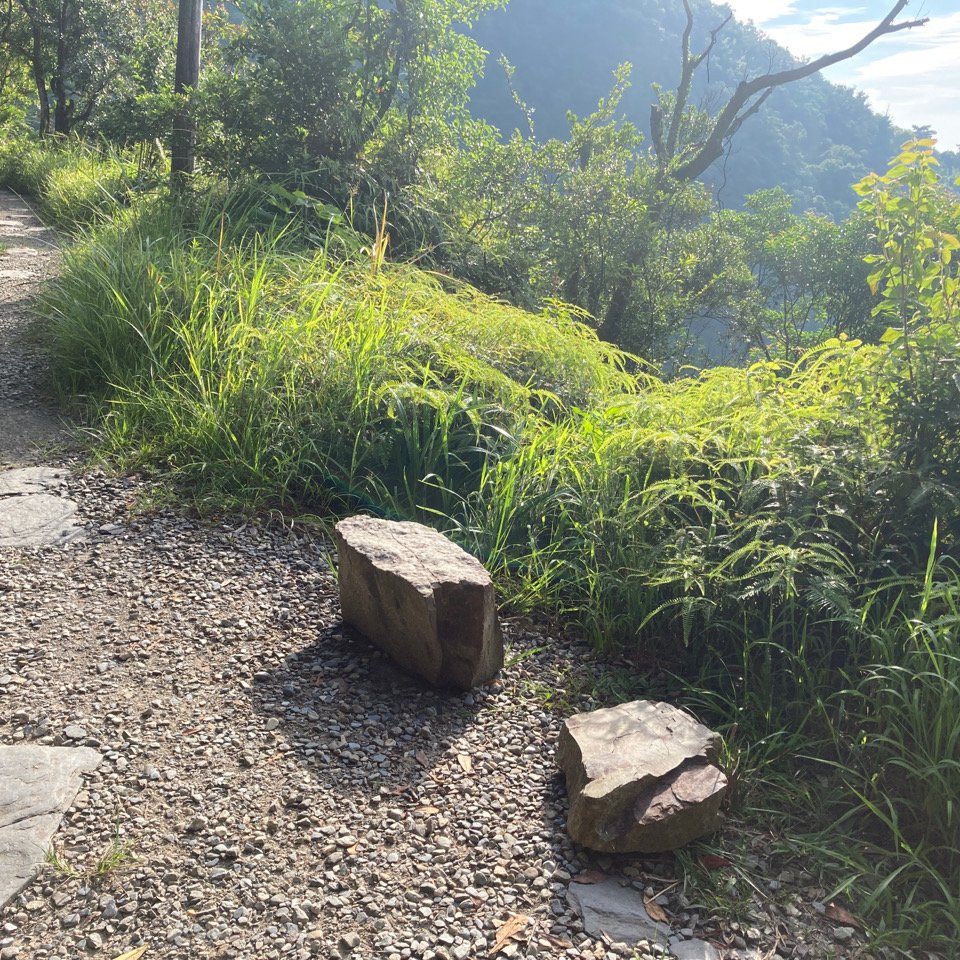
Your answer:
0,467 -> 67,497
557,700 -> 728,852
63,725 -> 87,741
0,745 -> 101,908
338,931 -> 361,955
0,493 -> 83,548
334,516 -> 503,689
566,879 -> 671,946
671,939 -> 721,960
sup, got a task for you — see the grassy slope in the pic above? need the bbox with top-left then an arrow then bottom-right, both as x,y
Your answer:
3,134 -> 958,953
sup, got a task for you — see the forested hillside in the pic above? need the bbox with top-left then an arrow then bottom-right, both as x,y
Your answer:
470,0 -> 906,216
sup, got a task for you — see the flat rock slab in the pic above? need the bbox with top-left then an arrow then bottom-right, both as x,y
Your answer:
0,746 -> 101,909
558,700 -> 727,852
671,939 -> 721,960
567,879 -> 671,946
335,516 -> 503,690
0,467 -> 69,497
0,492 -> 83,548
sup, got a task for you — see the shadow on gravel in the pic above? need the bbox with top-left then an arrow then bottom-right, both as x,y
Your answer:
245,617 -> 486,802
242,599 -> 599,910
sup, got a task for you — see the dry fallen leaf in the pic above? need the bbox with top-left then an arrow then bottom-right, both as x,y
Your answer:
825,902 -> 863,929
457,754 -> 473,774
572,869 -> 607,885
415,749 -> 430,767
699,854 -> 732,871
489,915 -> 530,956
644,898 -> 670,923
414,805 -> 440,816
540,933 -> 575,949
112,947 -> 149,960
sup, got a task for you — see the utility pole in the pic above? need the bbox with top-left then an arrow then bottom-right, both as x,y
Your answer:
171,0 -> 203,184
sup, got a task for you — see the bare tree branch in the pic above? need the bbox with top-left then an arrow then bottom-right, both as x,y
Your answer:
652,0 -> 731,166
654,0 -> 928,184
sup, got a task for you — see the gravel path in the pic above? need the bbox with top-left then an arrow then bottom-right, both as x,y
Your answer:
0,190 -> 71,466
0,190 -> 872,960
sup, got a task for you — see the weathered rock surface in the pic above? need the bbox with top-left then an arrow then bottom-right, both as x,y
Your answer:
0,490 -> 83,547
558,700 -> 727,852
334,516 -> 503,689
0,466 -> 68,496
566,879 -> 671,945
671,939 -> 721,960
0,746 -> 101,908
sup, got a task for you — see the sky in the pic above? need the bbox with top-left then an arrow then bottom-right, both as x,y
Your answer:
722,0 -> 960,150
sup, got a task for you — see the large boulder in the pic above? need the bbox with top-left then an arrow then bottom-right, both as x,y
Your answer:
557,700 -> 727,853
334,516 -> 503,690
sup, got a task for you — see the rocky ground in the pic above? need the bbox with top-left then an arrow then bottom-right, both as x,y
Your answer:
0,188 -> 875,960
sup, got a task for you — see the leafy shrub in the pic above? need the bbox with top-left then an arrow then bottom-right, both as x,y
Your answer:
856,141 -> 960,488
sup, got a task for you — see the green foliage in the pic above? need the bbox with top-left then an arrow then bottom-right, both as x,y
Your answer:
825,537 -> 960,945
718,188 -> 879,360
3,0 -> 175,136
422,70 -> 754,363
0,1 -> 31,126
855,141 -> 960,487
201,0 -> 501,179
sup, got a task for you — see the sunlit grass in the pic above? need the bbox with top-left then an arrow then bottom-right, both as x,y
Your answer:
0,133 -> 135,230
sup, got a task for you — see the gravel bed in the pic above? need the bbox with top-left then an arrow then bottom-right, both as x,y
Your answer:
0,187 -> 872,960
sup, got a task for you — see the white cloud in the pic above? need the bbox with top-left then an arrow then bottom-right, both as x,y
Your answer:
726,2 -> 960,149
837,11 -> 960,147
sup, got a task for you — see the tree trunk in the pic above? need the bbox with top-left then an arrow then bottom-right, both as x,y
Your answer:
171,0 -> 203,183
599,273 -> 635,345
51,0 -> 70,134
28,19 -> 48,135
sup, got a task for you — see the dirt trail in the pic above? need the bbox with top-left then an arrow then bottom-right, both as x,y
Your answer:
0,188 -> 72,466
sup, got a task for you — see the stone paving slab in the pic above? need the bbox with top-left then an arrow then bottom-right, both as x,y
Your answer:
0,745 -> 101,909
0,491 -> 84,547
567,878 -> 672,946
0,466 -> 69,497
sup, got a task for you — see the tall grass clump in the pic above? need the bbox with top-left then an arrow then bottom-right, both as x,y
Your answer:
826,545 -> 960,947
42,191 -> 632,512
0,133 -> 135,230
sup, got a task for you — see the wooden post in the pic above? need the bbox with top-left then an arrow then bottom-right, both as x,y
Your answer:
171,0 -> 203,184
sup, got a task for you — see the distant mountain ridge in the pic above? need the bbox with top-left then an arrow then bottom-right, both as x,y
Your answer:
468,0 -> 908,217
